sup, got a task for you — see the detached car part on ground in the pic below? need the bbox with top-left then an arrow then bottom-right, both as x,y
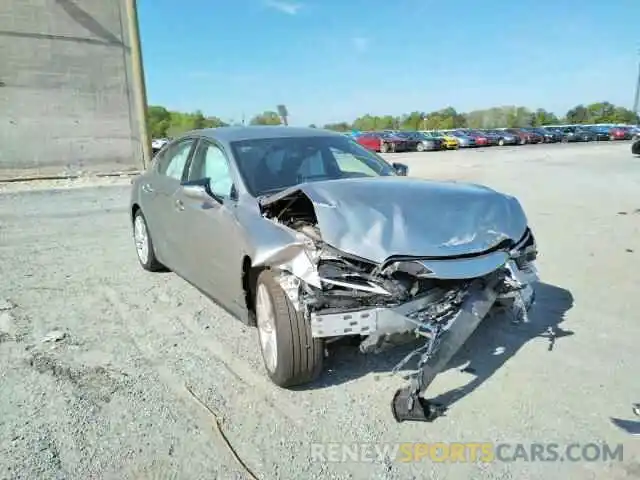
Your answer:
130,127 -> 539,423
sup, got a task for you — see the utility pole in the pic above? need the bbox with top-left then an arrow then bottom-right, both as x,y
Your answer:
634,50 -> 640,117
124,0 -> 152,169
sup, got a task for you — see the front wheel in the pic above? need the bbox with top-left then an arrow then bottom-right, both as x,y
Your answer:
255,270 -> 323,387
416,142 -> 426,152
498,139 -> 505,146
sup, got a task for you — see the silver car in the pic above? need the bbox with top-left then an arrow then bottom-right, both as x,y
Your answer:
130,126 -> 539,422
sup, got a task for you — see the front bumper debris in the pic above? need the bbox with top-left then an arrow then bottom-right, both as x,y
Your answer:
391,274 -> 501,422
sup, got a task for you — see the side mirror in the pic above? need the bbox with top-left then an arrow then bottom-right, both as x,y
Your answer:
392,162 -> 408,176
181,178 -> 226,204
182,184 -> 210,201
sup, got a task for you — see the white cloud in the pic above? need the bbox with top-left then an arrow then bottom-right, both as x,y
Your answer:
265,0 -> 303,15
352,36 -> 369,52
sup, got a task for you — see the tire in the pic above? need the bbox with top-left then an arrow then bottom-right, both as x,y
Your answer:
380,142 -> 389,153
519,138 -> 526,145
498,139 -> 505,146
609,135 -> 615,141
255,270 -> 323,388
132,210 -> 165,272
416,142 -> 426,152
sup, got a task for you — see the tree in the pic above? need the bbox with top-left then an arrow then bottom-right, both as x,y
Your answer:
400,112 -> 425,131
250,111 -> 282,125
530,108 -> 559,126
308,124 -> 317,128
421,107 -> 466,130
323,122 -> 351,131
192,110 -> 207,129
147,105 -> 171,138
564,105 -> 590,124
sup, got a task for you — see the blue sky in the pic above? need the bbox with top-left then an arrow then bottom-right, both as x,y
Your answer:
139,0 -> 640,126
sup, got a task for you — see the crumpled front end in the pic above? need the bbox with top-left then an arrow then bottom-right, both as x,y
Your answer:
254,184 -> 539,421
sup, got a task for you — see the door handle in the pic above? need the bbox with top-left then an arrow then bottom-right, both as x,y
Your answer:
141,183 -> 154,193
175,199 -> 184,211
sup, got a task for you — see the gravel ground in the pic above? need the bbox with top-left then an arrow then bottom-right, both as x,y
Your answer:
1,141 -> 639,479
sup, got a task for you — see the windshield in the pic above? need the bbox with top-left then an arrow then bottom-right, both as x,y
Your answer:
230,135 -> 397,197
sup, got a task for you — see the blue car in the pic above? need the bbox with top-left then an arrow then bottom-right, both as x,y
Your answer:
585,125 -> 612,141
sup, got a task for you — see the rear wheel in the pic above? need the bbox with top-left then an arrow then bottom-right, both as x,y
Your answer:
416,142 -> 426,152
380,142 -> 389,153
255,270 -> 323,387
133,210 -> 165,272
498,138 -> 505,146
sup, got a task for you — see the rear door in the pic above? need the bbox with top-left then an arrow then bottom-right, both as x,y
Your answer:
148,137 -> 198,270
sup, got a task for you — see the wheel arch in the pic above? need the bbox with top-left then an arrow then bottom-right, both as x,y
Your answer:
131,203 -> 141,222
241,255 -> 261,326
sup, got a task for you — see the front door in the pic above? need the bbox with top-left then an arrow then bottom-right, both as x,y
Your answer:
177,140 -> 244,309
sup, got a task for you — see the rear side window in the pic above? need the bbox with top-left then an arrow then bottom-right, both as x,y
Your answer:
158,139 -> 194,180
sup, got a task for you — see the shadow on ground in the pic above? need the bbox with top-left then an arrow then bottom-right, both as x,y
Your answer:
304,282 -> 575,408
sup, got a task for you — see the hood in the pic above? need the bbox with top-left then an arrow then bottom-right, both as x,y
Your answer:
260,177 -> 528,265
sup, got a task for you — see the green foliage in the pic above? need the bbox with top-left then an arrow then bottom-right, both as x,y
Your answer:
249,110 -> 282,125
565,102 -> 639,124
147,101 -> 638,139
147,105 -> 227,138
323,122 -> 351,132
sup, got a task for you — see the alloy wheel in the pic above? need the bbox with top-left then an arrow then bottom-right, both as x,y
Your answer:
133,214 -> 149,265
256,284 -> 278,373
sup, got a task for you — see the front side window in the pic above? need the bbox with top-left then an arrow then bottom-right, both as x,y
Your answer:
188,142 -> 234,198
230,135 -> 396,197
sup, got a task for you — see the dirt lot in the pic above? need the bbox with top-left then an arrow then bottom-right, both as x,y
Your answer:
1,142 -> 639,479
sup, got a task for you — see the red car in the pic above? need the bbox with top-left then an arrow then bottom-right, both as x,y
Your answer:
355,133 -> 416,153
609,127 -> 633,140
454,130 -> 488,147
504,128 -> 544,145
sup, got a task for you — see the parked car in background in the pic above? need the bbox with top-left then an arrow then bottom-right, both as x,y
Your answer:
609,126 -> 634,141
446,131 -> 477,148
525,128 -> 559,143
355,132 -> 416,153
544,127 -> 570,142
454,129 -> 488,147
560,126 -> 595,142
584,125 -> 612,141
424,131 -> 459,149
517,128 -> 545,144
472,130 -> 501,146
396,132 -> 442,151
152,138 -> 170,154
502,128 -> 529,145
482,130 -> 518,146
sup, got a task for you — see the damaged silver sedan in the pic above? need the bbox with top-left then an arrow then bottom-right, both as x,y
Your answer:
130,126 -> 539,422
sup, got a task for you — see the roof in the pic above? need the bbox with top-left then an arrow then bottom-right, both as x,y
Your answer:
183,126 -> 341,143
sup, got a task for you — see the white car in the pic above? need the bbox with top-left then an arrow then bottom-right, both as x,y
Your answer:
151,138 -> 169,152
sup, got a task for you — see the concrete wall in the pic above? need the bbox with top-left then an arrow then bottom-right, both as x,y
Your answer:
0,0 -> 142,178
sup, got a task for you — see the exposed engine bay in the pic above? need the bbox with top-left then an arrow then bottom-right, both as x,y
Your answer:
258,185 -> 539,422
